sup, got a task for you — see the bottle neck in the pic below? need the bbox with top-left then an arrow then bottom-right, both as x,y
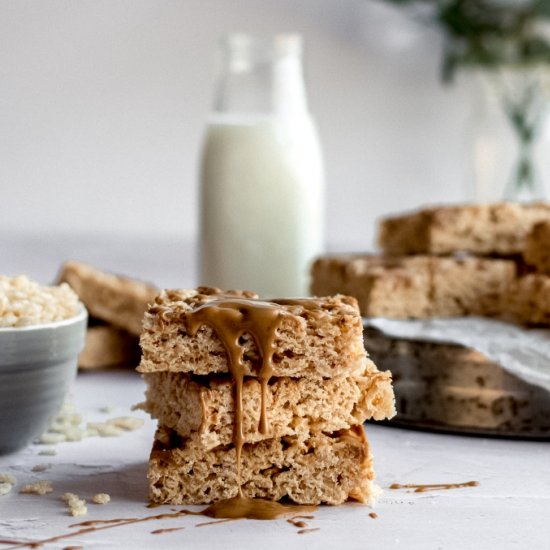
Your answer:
212,34 -> 309,116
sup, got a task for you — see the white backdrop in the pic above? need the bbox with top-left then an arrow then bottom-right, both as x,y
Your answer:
1,0 -> 538,253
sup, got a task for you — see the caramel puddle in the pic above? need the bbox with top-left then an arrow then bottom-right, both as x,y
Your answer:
202,495 -> 317,520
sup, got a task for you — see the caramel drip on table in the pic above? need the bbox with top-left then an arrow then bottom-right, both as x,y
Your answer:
184,298 -> 291,492
287,519 -> 308,528
3,510 -> 196,549
389,481 -> 479,493
151,527 -> 185,534
184,297 -> 322,519
195,518 -> 238,527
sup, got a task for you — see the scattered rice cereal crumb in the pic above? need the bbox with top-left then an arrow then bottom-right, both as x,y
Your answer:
19,480 -> 53,495
64,427 -> 84,442
0,483 -> 13,496
99,406 -> 116,414
38,448 -> 57,456
0,275 -> 79,327
0,473 -> 17,485
107,417 -> 144,431
92,493 -> 111,505
31,463 -> 51,473
38,432 -> 67,445
61,492 -> 88,517
86,422 -> 123,437
84,427 -> 99,437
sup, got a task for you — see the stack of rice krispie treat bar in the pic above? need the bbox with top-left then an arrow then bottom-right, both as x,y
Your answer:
137,287 -> 395,506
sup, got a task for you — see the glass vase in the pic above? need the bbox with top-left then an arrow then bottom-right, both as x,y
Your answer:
474,66 -> 550,202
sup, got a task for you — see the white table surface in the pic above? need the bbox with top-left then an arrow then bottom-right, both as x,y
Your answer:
1,235 -> 549,549
1,370 -> 549,550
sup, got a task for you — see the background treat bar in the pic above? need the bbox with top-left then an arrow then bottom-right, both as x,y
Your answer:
79,325 -> 140,370
524,221 -> 550,275
378,202 -> 550,256
364,327 -> 550,437
59,260 -> 158,336
507,274 -> 550,325
138,287 -> 395,505
59,260 -> 158,370
310,255 -> 516,319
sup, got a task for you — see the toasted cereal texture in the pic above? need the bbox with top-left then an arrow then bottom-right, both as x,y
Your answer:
148,425 -> 378,506
310,255 -> 516,319
138,288 -> 373,378
79,325 -> 140,369
507,274 -> 550,325
0,275 -> 79,327
524,221 -> 550,275
139,370 -> 395,449
58,261 -> 158,336
378,202 -> 550,256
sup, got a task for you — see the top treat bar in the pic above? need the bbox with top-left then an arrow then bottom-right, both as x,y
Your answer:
138,287 -> 375,378
378,202 -> 550,256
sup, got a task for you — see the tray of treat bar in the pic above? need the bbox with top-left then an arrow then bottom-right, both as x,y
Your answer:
362,326 -> 550,440
308,202 -> 550,440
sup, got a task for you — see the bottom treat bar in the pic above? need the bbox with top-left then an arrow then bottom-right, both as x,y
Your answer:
148,424 -> 379,506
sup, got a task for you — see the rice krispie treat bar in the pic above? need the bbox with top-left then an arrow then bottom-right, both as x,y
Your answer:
364,327 -> 550,435
310,254 -> 516,319
58,261 -> 158,336
524,221 -> 550,274
507,274 -> 550,325
139,287 -> 394,507
378,202 -> 550,256
79,325 -> 140,370
138,288 -> 374,378
149,425 -> 378,506
139,369 -> 394,449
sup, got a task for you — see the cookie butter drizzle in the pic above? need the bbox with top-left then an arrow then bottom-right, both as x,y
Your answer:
389,481 -> 479,493
185,297 -> 318,520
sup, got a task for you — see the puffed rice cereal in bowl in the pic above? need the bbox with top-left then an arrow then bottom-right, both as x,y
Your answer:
0,274 -> 87,454
0,275 -> 79,327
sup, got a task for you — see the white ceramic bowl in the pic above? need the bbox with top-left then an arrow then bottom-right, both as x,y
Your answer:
0,307 -> 87,454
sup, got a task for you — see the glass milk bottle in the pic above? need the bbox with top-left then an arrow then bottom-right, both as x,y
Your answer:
199,34 -> 325,298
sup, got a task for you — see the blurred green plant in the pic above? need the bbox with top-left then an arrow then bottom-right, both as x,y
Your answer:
385,0 -> 550,199
385,0 -> 550,80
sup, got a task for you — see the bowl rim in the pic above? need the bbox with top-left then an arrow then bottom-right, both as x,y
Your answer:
0,304 -> 88,333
